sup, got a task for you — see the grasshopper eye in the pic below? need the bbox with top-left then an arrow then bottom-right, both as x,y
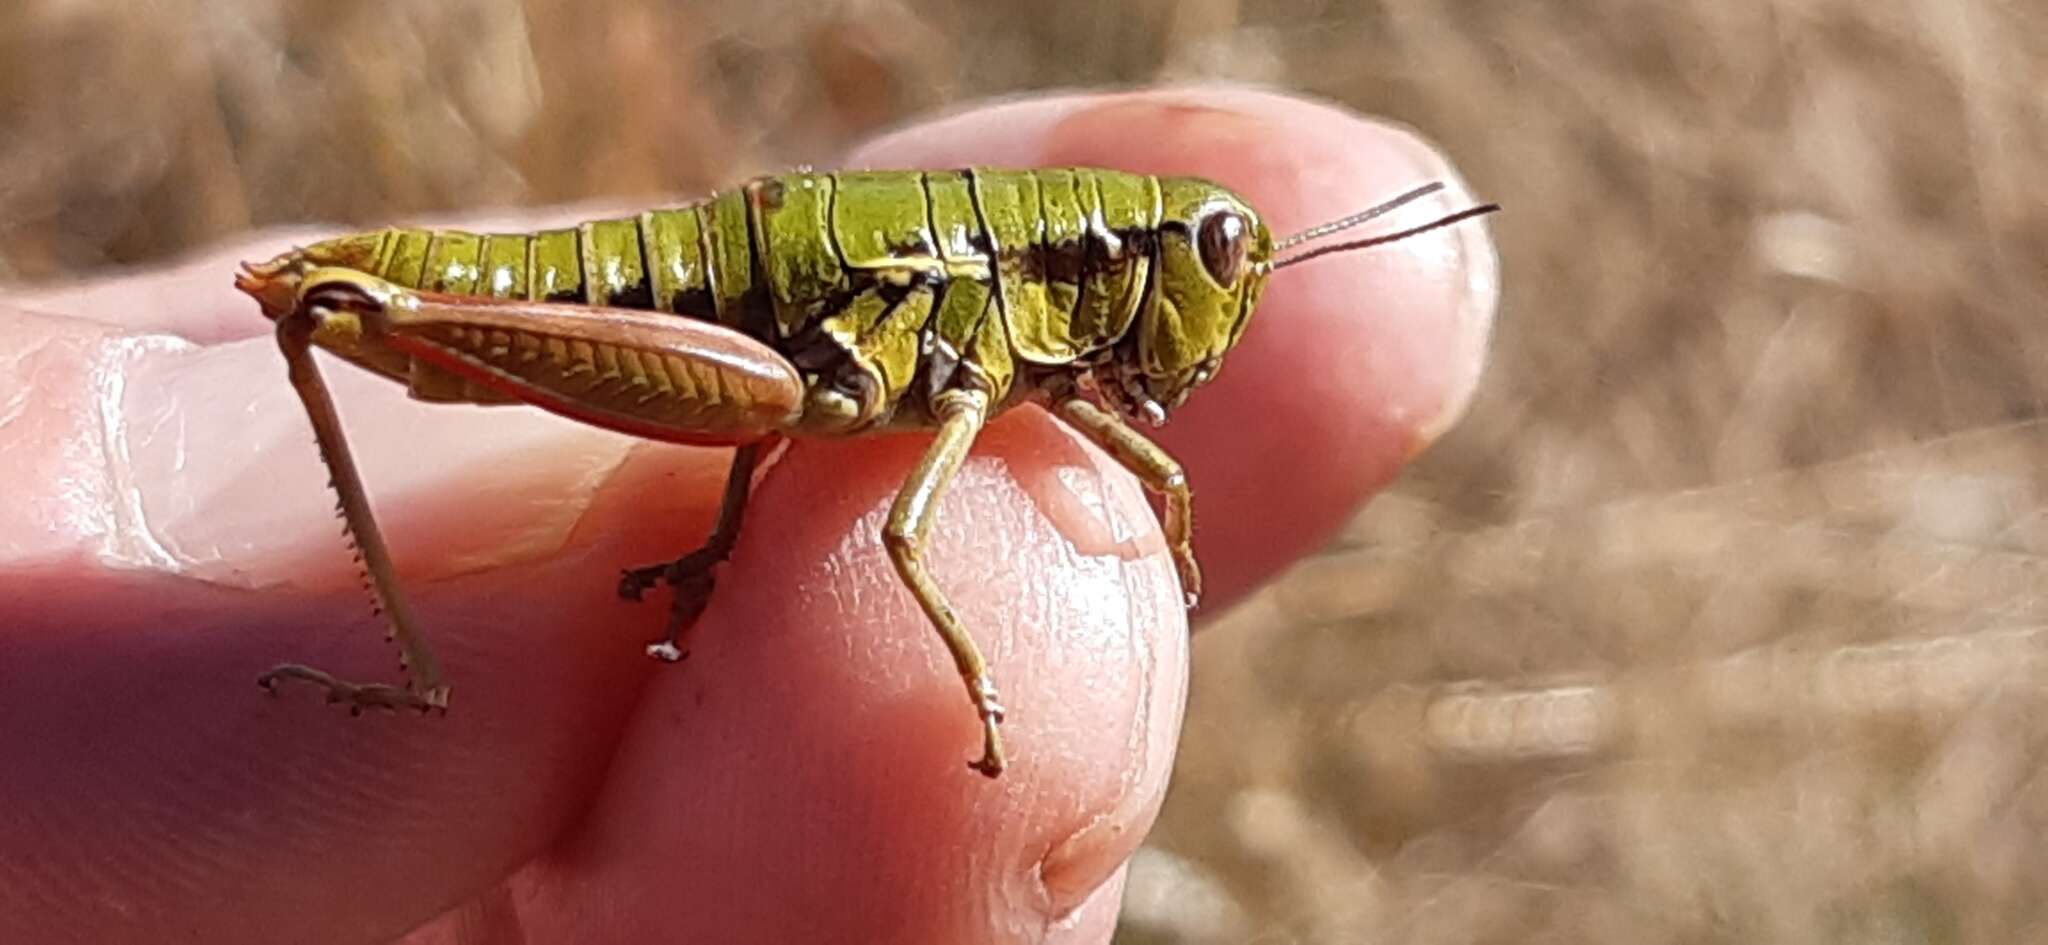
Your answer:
1197,211 -> 1250,287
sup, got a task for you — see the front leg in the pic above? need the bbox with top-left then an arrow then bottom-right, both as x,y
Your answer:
882,388 -> 1008,777
1055,397 -> 1202,607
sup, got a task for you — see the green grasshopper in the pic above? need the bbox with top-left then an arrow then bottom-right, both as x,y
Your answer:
236,167 -> 1496,777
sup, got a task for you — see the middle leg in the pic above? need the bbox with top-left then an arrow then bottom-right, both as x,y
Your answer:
881,389 -> 1008,777
619,439 -> 770,661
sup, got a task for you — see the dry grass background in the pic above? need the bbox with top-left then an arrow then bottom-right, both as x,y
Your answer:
5,1 -> 2046,942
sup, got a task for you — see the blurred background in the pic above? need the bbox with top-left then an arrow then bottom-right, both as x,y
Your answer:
4,0 -> 2045,941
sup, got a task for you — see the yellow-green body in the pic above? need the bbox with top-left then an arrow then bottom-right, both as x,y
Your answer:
279,168 -> 1273,440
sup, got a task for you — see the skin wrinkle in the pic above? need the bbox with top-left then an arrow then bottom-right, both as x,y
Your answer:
801,440 -> 963,699
97,333 -> 200,571
1,316 -> 124,561
485,431 -> 658,568
0,332 -> 48,432
1006,409 -> 1161,564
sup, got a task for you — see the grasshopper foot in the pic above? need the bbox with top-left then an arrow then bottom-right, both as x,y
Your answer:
259,663 -> 449,715
644,641 -> 689,662
618,565 -> 668,602
966,678 -> 1008,778
640,565 -> 714,664
1174,554 -> 1203,610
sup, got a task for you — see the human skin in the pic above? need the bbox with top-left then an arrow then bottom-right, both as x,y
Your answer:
0,87 -> 1498,944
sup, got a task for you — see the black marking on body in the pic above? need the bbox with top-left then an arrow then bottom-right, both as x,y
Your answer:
873,278 -> 916,307
735,188 -> 778,344
1040,173 -> 1088,322
614,226 -> 656,310
914,171 -> 965,401
671,287 -> 718,320
673,201 -> 721,321
820,175 -> 850,294
1118,225 -> 1165,373
373,228 -> 400,276
784,319 -> 847,371
1009,239 -> 1090,287
520,229 -> 543,301
1112,227 -> 1159,260
885,236 -> 932,257
962,168 -> 1000,308
698,199 -> 728,327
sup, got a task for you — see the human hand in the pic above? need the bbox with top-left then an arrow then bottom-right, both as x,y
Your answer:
0,86 -> 1497,943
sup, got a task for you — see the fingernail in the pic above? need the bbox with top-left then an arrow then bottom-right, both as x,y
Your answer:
1040,814 -> 1136,917
1037,865 -> 1131,943
1408,156 -> 1501,452
113,334 -> 640,590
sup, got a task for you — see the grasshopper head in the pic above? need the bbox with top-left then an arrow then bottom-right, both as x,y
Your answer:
1106,177 -> 1274,426
1105,179 -> 1499,426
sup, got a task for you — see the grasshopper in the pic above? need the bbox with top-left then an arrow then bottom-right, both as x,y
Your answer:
235,167 -> 1496,777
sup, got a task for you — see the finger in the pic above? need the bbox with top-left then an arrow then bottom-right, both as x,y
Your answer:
1,302 -> 1178,944
851,85 -> 1500,609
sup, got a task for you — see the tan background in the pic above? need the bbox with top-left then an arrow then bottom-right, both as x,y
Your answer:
5,1 -> 2045,941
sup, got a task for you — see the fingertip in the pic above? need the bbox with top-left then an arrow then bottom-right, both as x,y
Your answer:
530,412 -> 1186,939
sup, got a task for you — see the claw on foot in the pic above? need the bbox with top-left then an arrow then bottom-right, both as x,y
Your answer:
1175,559 -> 1203,609
618,568 -> 663,602
969,713 -> 1008,778
967,678 -> 1008,778
645,641 -> 687,662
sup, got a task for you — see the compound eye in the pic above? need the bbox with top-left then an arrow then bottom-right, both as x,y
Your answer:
1197,211 -> 1250,286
